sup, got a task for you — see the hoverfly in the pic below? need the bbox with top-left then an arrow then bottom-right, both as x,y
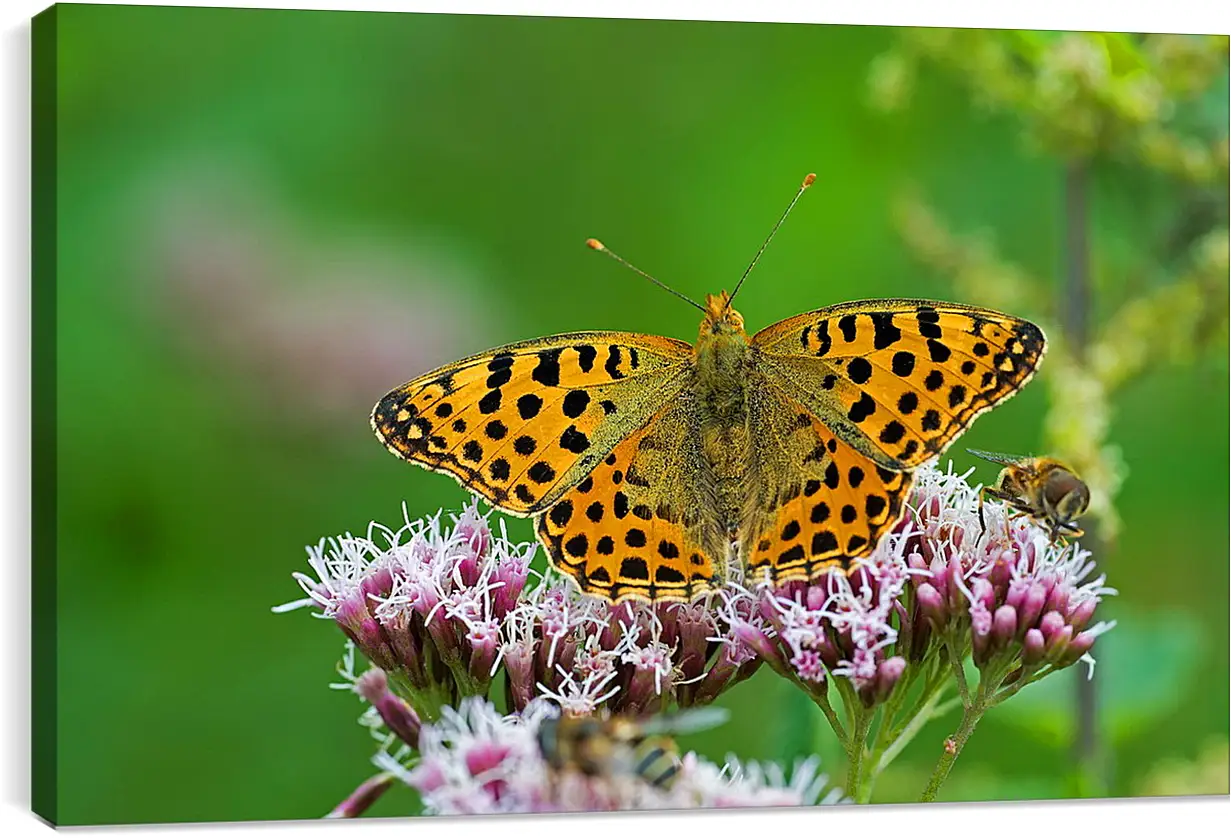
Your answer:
967,449 -> 1090,543
536,706 -> 729,790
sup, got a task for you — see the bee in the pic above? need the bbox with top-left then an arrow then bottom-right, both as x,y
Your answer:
536,706 -> 728,790
968,449 -> 1090,542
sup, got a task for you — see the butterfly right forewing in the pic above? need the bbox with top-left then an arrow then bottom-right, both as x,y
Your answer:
372,331 -> 693,516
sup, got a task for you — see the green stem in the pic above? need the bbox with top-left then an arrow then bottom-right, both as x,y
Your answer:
919,692 -> 987,803
989,665 -> 1054,707
806,686 -> 850,754
846,707 -> 876,803
946,640 -> 972,707
919,654 -> 1025,802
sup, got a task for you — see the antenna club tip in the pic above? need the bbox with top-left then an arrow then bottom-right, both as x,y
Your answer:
802,173 -> 817,188
585,238 -> 606,251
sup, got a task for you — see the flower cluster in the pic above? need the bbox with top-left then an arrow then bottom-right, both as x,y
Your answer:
277,499 -> 763,721
723,465 -> 1114,710
276,502 -> 534,717
370,696 -> 841,814
899,465 -> 1116,680
283,461 -> 1117,812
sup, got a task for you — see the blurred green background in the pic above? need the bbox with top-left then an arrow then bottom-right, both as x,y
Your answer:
39,4 -> 1228,825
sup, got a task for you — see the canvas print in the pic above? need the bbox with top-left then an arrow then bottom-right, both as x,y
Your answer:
31,3 -> 1230,825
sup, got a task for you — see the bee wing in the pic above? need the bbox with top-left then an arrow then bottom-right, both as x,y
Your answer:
966,448 -> 1031,468
638,706 -> 731,737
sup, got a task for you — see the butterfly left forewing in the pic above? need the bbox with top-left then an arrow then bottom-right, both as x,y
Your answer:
752,299 -> 1046,468
372,331 -> 692,516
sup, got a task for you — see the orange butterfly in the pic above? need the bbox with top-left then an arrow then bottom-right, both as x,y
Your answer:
372,176 -> 1046,603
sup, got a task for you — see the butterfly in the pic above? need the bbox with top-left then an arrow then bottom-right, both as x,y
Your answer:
372,175 -> 1047,603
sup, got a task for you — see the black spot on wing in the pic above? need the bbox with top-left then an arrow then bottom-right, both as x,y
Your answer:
870,312 -> 901,349
574,344 -> 597,372
604,345 -> 625,380
532,349 -> 563,387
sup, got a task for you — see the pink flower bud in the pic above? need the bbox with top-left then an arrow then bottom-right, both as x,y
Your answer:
1044,583 -> 1070,617
969,577 -> 996,613
360,567 -> 395,602
1066,598 -> 1098,633
945,555 -> 966,610
1058,630 -> 1097,667
467,619 -> 501,684
1038,610 -> 1067,644
987,557 -> 1011,593
806,584 -> 827,612
1018,583 -> 1048,630
326,772 -> 396,819
356,669 -> 421,748
455,553 -> 481,589
970,602 -> 992,667
1022,628 -> 1046,664
454,507 -> 492,559
502,641 -> 536,712
335,598 -> 397,671
1005,578 -> 1030,611
1045,624 -> 1073,658
916,582 -> 948,629
991,605 -> 1018,651
732,620 -> 783,669
874,656 -> 907,702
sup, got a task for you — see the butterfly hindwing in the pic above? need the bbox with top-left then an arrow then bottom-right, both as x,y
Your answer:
537,394 -> 725,603
372,332 -> 692,515
753,299 -> 1046,469
742,378 -> 914,583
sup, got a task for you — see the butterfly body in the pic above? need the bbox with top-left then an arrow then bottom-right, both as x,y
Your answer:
690,292 -> 755,553
374,287 -> 1046,603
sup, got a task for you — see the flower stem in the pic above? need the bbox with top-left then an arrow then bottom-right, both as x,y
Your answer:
919,654 -> 1023,802
806,687 -> 849,754
919,692 -> 987,803
945,640 -> 971,707
846,707 -> 877,803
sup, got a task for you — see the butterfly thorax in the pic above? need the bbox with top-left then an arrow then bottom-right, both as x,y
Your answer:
694,293 -> 751,421
693,293 -> 754,532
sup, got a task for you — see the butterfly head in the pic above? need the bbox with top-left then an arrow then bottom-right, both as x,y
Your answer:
700,291 -> 747,340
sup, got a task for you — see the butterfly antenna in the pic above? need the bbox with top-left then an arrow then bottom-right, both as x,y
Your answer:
725,172 -> 816,311
586,238 -> 706,313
